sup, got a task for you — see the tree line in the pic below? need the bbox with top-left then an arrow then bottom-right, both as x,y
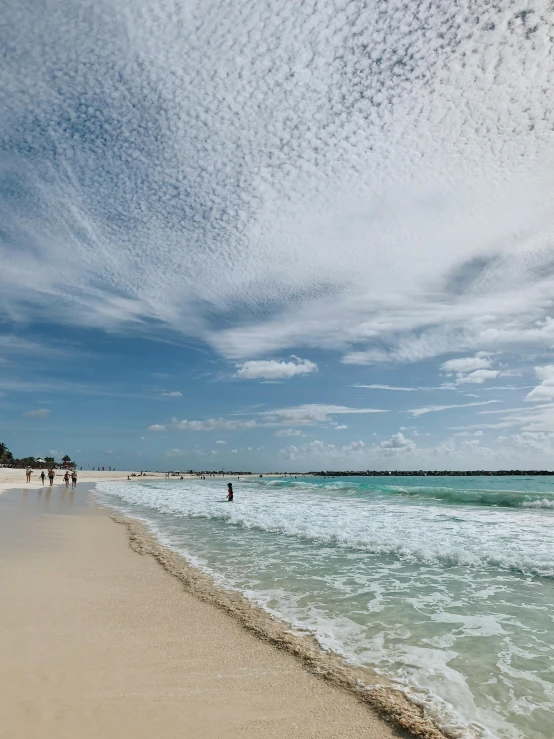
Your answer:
0,442 -> 75,469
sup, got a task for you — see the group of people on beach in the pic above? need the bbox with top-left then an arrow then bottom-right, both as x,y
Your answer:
26,468 -> 77,488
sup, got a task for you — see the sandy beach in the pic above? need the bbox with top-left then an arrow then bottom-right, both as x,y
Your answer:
0,482 -> 425,739
0,468 -> 150,494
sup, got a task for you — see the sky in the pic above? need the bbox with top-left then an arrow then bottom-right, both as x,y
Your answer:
1,0 -> 554,471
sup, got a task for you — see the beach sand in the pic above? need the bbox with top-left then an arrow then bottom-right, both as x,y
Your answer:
0,468 -> 149,493
0,483 -> 417,739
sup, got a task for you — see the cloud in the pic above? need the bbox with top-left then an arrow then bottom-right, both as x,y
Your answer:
215,439 -> 226,444
409,400 -> 499,417
280,439 -> 365,461
275,428 -> 304,437
454,369 -> 501,384
170,417 -> 257,431
378,432 -> 416,453
526,366 -> 554,402
149,403 -> 386,437
23,408 -> 51,419
354,384 -> 417,391
334,424 -> 348,430
161,391 -> 183,397
235,357 -> 317,380
441,355 -> 492,373
440,353 -> 517,386
261,404 -> 386,425
231,449 -> 238,453
2,0 -> 553,372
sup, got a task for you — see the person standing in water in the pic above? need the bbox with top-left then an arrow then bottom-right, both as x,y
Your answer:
40,470 -> 46,485
227,482 -> 233,502
64,470 -> 70,487
71,469 -> 77,489
48,469 -> 55,485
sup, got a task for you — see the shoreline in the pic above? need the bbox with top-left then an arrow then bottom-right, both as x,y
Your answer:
104,506 -> 447,739
0,470 -> 312,495
1,481 -> 433,739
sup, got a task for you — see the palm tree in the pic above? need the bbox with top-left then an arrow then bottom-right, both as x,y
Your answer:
0,442 -> 13,464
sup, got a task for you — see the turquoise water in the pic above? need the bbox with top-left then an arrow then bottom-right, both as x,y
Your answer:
97,476 -> 554,739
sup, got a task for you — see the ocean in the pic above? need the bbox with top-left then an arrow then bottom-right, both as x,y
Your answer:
96,475 -> 554,739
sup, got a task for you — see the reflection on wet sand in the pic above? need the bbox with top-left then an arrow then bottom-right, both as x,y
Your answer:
9,484 -> 80,516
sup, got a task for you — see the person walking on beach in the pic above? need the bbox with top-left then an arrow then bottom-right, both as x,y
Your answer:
25,467 -> 32,483
71,469 -> 77,489
227,482 -> 234,502
40,470 -> 45,485
48,468 -> 55,485
64,470 -> 70,487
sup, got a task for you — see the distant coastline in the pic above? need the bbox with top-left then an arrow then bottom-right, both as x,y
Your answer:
310,469 -> 554,477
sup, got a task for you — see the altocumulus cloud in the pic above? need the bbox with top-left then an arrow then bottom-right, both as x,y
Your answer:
2,0 -> 554,367
235,357 -> 317,380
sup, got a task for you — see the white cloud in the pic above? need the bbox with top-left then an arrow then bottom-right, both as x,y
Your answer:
148,424 -> 166,432
23,408 -> 51,419
454,369 -> 500,384
275,428 -> 304,437
526,366 -> 554,402
170,417 -> 257,431
334,424 -> 348,430
354,384 -> 416,391
164,448 -> 185,457
409,400 -> 499,417
440,354 -> 517,386
231,449 -> 238,453
378,432 -> 416,453
280,439 -> 365,461
161,391 -> 183,397
2,0 -> 553,371
441,356 -> 492,373
235,356 -> 317,380
215,440 -> 226,444
261,404 -> 386,425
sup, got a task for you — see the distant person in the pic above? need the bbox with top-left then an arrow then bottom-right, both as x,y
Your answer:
40,470 -> 45,484
71,470 -> 77,489
227,483 -> 234,502
48,469 -> 55,485
64,471 -> 70,487
25,467 -> 32,483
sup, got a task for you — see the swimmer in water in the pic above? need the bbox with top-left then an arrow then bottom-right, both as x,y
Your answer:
227,483 -> 233,502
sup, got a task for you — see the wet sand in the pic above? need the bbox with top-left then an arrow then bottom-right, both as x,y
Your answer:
0,484 -> 418,739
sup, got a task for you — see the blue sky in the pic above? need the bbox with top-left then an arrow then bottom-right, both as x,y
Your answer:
2,0 -> 554,471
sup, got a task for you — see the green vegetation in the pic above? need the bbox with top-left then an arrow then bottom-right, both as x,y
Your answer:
0,443 -> 76,468
0,441 -> 14,465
